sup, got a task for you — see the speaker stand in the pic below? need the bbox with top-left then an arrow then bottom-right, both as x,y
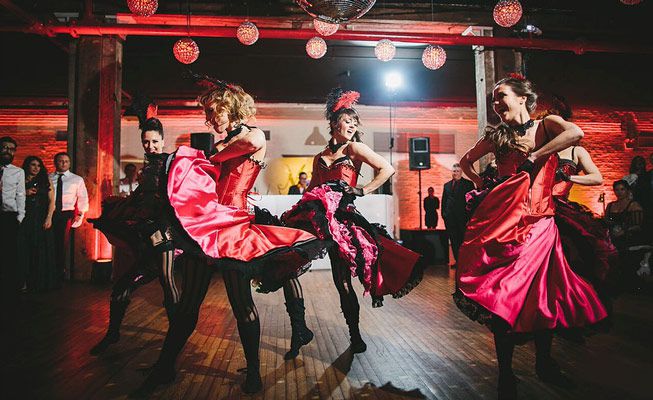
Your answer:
418,168 -> 423,231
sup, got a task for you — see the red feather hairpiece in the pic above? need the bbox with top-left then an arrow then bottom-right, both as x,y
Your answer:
508,72 -> 526,81
333,91 -> 360,112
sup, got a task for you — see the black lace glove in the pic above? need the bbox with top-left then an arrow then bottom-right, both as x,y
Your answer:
343,184 -> 364,197
555,168 -> 571,182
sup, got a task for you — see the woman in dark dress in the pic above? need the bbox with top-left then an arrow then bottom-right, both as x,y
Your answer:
18,156 -> 57,291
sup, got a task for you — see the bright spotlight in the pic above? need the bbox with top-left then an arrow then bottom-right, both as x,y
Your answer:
384,72 -> 403,91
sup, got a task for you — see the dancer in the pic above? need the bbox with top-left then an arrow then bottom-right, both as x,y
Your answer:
89,117 -> 180,355
554,145 -> 618,292
133,80 -> 325,396
453,74 -> 607,399
282,88 -> 423,354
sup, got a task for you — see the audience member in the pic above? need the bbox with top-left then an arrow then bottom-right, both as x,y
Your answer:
18,156 -> 58,291
50,152 -> 89,280
0,136 -> 25,293
288,171 -> 309,195
119,163 -> 139,197
423,187 -> 440,229
441,163 -> 475,264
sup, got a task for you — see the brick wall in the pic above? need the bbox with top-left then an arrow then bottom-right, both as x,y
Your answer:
2,105 -> 652,231
0,109 -> 68,172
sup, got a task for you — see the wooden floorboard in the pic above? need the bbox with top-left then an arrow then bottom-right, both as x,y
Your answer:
4,266 -> 653,400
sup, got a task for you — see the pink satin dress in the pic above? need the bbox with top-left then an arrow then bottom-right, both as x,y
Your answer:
454,151 -> 607,333
282,155 -> 422,305
166,146 -> 325,292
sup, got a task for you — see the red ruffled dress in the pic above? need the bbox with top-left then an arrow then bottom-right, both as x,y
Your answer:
281,155 -> 423,307
552,158 -> 618,289
454,151 -> 607,333
167,146 -> 327,292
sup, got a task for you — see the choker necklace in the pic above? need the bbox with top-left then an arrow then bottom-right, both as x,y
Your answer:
513,119 -> 534,136
224,124 -> 243,143
328,139 -> 347,153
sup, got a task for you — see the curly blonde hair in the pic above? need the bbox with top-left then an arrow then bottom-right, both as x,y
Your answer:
198,84 -> 256,126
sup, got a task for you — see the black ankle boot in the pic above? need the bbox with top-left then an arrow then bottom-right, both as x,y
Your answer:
90,299 -> 129,355
241,366 -> 263,394
535,358 -> 575,389
237,320 -> 263,394
284,299 -> 314,360
129,362 -> 176,398
348,324 -> 367,353
497,373 -> 518,400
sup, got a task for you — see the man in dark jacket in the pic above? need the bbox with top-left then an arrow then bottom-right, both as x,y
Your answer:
441,163 -> 475,264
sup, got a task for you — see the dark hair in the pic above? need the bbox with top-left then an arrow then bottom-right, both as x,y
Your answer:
325,88 -> 363,142
0,136 -> 17,147
485,75 -> 539,156
427,186 -> 434,192
629,155 -> 646,174
141,117 -> 164,140
54,152 -> 70,162
328,109 -> 362,142
124,163 -> 137,171
613,179 -> 630,190
22,156 -> 50,189
298,171 -> 307,178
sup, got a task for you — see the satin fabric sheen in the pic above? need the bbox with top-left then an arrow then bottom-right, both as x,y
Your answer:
167,146 -> 316,262
285,158 -> 421,298
457,152 -> 607,332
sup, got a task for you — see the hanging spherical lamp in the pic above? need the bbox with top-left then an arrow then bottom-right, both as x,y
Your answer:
374,39 -> 396,62
314,19 -> 339,36
619,0 -> 642,4
173,38 -> 200,64
306,37 -> 327,59
493,0 -> 523,28
296,0 -> 377,23
236,21 -> 259,45
127,0 -> 158,17
422,45 -> 447,70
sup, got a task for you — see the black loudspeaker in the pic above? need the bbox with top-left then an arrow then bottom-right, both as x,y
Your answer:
190,132 -> 215,157
409,137 -> 431,170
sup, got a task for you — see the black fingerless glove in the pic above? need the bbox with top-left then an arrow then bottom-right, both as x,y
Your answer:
344,184 -> 365,197
555,168 -> 571,182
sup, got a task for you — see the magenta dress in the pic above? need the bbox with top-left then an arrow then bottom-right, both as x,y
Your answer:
454,151 -> 607,333
281,155 -> 423,306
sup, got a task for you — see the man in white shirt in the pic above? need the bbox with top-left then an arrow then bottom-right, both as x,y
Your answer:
50,152 -> 89,280
0,136 -> 25,293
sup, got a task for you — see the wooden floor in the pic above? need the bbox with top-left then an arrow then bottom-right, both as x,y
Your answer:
4,266 -> 653,400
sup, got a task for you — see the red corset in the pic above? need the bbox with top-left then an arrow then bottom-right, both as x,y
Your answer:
215,156 -> 263,210
496,150 -> 558,217
311,156 -> 360,188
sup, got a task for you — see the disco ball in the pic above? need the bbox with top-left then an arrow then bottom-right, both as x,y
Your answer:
237,21 -> 259,45
374,39 -> 396,62
422,45 -> 446,70
127,0 -> 158,17
296,0 -> 377,23
306,37 -> 327,59
493,0 -> 523,28
314,18 -> 339,36
173,38 -> 200,64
